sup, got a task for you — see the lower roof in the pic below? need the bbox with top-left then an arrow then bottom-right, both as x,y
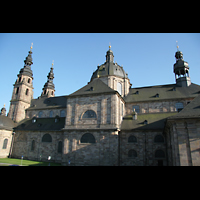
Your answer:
124,83 -> 200,103
27,96 -> 66,111
121,112 -> 177,131
0,115 -> 16,131
14,117 -> 65,131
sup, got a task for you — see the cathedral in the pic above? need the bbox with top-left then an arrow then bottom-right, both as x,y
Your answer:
0,44 -> 200,166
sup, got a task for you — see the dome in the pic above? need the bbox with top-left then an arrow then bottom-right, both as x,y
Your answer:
91,63 -> 128,81
0,115 -> 15,131
90,48 -> 128,81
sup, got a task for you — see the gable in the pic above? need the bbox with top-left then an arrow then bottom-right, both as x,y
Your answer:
168,94 -> 200,119
68,78 -> 116,97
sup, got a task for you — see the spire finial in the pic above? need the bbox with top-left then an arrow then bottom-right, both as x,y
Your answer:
52,60 -> 54,68
30,42 -> 33,51
176,41 -> 179,51
109,42 -> 111,49
3,103 -> 5,108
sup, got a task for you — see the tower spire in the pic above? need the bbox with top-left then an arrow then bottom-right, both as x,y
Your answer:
106,44 -> 114,63
41,61 -> 55,98
173,44 -> 191,87
24,43 -> 33,67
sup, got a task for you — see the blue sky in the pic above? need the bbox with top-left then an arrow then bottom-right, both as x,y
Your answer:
0,33 -> 199,114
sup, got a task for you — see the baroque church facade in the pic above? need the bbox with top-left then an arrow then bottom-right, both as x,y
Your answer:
0,44 -> 200,166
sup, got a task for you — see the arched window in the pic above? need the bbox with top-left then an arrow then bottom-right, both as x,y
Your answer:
82,110 -> 97,119
176,102 -> 183,112
31,140 -> 35,151
60,110 -> 65,117
155,150 -> 165,158
128,149 -> 137,158
28,78 -> 31,83
25,88 -> 29,96
154,135 -> 164,143
128,135 -> 137,143
58,141 -> 62,153
38,111 -> 43,118
49,110 -> 53,118
81,133 -> 95,143
42,134 -> 52,142
2,139 -> 8,149
117,82 -> 122,95
51,91 -> 54,95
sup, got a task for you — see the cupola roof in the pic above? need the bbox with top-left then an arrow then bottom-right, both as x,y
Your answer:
19,44 -> 33,78
90,46 -> 128,81
42,61 -> 55,91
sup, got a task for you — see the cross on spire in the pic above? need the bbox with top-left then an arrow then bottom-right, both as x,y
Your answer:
30,42 -> 33,51
176,41 -> 179,51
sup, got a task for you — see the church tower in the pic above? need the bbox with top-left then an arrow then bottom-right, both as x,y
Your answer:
8,44 -> 34,122
173,43 -> 191,87
41,61 -> 55,98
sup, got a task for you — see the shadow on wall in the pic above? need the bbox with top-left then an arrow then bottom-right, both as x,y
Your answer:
11,132 -> 118,166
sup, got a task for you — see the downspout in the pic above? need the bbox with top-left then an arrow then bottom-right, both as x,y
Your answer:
144,132 -> 147,166
118,131 -> 121,166
9,131 -> 15,158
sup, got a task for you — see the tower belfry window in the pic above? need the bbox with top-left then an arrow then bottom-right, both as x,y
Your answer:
16,87 -> 19,95
25,88 -> 29,95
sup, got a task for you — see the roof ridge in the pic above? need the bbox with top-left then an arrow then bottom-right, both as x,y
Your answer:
132,83 -> 176,89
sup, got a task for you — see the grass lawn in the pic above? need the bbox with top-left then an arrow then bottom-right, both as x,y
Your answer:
0,158 -> 61,166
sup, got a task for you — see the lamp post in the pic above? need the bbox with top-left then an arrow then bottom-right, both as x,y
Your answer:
39,154 -> 42,166
48,156 -> 51,166
21,155 -> 23,166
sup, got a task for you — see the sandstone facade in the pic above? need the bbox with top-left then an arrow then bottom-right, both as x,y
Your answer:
1,46 -> 200,166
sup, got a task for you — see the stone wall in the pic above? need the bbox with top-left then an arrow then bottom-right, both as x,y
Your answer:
26,108 -> 66,119
126,98 -> 193,115
11,130 -> 63,163
62,130 -> 118,166
166,119 -> 200,166
119,131 -> 167,166
65,93 -> 124,129
0,129 -> 13,158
